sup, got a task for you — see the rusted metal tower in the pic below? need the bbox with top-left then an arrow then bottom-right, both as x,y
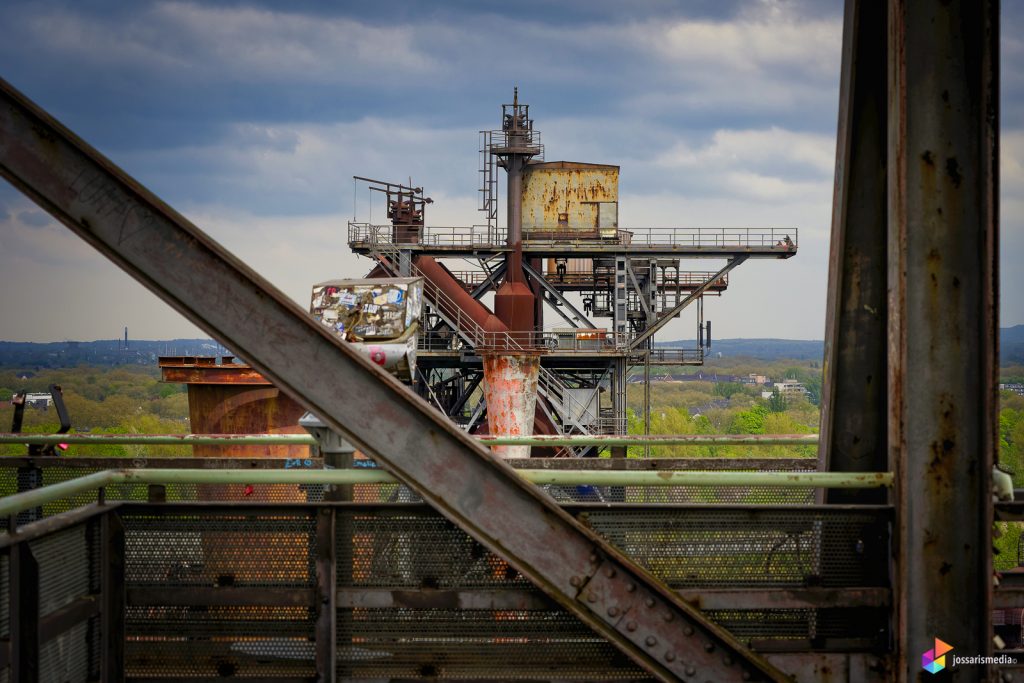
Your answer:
349,90 -> 796,457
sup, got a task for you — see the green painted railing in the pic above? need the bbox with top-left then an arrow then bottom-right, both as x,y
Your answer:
0,468 -> 892,521
0,433 -> 819,447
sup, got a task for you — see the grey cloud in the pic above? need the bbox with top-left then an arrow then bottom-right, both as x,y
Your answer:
16,209 -> 52,228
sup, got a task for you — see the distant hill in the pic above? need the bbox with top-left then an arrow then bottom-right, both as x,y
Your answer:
0,339 -> 225,369
1003,325 -> 1024,365
2,326 -> 1022,367
661,325 -> 1024,364
658,338 -> 824,361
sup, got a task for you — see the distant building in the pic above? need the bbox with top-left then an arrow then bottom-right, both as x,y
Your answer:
776,379 -> 810,399
1001,383 -> 1024,396
744,374 -> 768,385
24,392 -> 53,409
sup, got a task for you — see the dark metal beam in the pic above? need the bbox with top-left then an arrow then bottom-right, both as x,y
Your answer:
818,0 -> 889,505
628,256 -> 748,351
127,586 -> 315,607
334,586 -> 889,611
100,510 -> 125,681
448,371 -> 483,416
0,77 -> 785,682
887,0 -> 998,678
38,594 -> 99,644
315,508 -> 336,682
470,260 -> 506,299
0,502 -> 117,549
9,543 -> 38,683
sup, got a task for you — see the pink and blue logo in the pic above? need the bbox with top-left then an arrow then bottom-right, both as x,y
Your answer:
922,638 -> 953,674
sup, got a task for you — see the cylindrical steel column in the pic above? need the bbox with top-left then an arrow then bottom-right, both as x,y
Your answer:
888,0 -> 998,678
481,354 -> 541,459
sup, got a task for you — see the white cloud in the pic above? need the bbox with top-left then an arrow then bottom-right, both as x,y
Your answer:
650,13 -> 840,79
655,128 -> 835,174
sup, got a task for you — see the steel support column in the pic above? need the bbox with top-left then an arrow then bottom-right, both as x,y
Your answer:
100,510 -> 125,681
9,543 -> 38,682
888,0 -> 998,679
0,78 -> 786,683
818,0 -> 889,505
315,508 -> 336,682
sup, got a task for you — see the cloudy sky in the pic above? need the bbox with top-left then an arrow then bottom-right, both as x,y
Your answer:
0,0 -> 1021,343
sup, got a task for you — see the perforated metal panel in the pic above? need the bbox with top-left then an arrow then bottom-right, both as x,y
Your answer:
580,507 -> 889,588
122,509 -> 319,679
335,509 -> 647,679
124,513 -> 316,587
335,507 -> 648,678
337,608 -> 649,680
126,605 -> 316,678
333,505 -> 889,678
339,510 -> 531,589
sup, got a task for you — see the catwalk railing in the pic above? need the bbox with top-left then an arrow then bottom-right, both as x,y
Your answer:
349,223 -> 799,254
0,458 -> 893,682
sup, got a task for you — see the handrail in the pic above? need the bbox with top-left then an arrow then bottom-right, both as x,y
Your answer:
350,223 -> 799,251
0,433 -> 317,446
0,433 -> 820,447
0,467 -> 892,519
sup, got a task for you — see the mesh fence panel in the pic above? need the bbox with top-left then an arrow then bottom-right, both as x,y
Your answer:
332,505 -> 889,679
122,509 -> 319,679
337,608 -> 650,680
580,508 -> 889,588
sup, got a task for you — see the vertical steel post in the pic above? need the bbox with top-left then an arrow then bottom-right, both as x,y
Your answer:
9,543 -> 38,682
818,0 -> 890,506
315,507 -> 336,683
889,0 -> 998,679
643,351 -> 651,459
100,511 -> 125,681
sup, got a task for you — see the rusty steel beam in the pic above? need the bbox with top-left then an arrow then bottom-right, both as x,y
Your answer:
628,256 -> 748,351
332,586 -> 890,611
0,77 -> 786,682
818,0 -> 889,506
887,0 -> 998,680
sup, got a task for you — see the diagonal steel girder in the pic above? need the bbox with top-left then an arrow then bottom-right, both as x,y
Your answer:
628,256 -> 748,351
522,260 -> 597,329
0,78 -> 788,683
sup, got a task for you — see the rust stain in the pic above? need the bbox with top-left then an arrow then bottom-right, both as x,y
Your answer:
521,164 -> 618,235
945,157 -> 962,188
482,354 -> 541,459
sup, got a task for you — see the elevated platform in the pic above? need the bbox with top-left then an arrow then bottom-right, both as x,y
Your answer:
349,224 -> 798,259
447,268 -> 729,294
417,347 -> 705,368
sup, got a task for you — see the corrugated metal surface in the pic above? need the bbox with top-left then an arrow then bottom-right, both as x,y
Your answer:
522,162 -> 618,237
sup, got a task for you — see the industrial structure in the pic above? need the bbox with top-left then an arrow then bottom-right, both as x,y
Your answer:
0,0 -> 1008,680
348,89 -> 796,456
